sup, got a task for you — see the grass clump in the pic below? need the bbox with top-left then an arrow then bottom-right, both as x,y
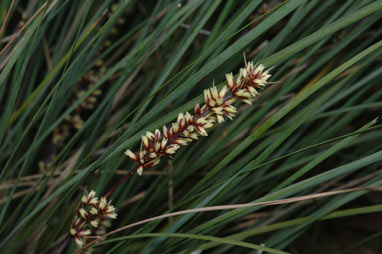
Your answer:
0,0 -> 381,253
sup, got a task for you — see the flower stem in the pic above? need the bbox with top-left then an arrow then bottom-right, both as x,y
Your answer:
104,165 -> 139,198
53,234 -> 71,254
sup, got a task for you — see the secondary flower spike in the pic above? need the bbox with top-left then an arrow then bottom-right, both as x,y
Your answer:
125,61 -> 272,175
70,190 -> 117,248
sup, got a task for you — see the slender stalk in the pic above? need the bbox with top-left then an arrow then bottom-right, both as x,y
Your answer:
54,234 -> 71,254
104,165 -> 139,198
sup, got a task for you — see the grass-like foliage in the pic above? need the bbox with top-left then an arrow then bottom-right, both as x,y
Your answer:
0,0 -> 381,253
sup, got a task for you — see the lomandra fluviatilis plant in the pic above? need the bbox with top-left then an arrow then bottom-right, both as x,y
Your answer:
69,60 -> 272,252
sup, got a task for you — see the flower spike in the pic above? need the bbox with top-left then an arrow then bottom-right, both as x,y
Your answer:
124,60 -> 272,175
70,190 -> 117,248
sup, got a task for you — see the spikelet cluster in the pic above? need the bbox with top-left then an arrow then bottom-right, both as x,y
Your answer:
225,62 -> 271,105
125,61 -> 272,175
70,190 -> 117,248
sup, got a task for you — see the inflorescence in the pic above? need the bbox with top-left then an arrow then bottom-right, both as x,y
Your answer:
70,190 -> 117,248
125,61 -> 272,175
